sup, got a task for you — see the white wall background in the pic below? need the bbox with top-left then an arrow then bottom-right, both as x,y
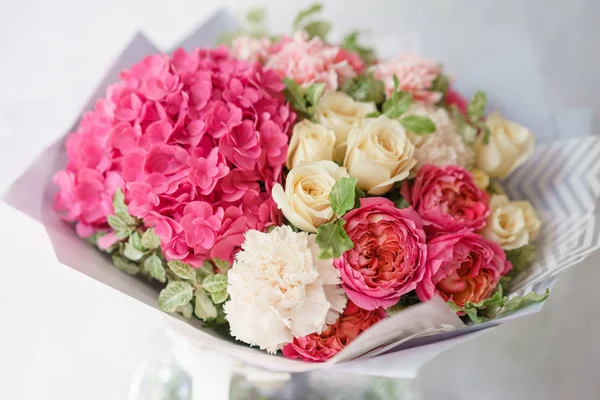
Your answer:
0,0 -> 599,399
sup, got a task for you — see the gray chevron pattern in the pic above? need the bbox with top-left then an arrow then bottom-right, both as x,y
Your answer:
504,136 -> 600,294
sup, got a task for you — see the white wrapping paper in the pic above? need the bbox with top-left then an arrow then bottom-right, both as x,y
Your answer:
3,9 -> 600,378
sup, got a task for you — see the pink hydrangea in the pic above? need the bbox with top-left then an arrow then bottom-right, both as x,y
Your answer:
255,32 -> 359,91
372,54 -> 442,104
54,46 -> 295,265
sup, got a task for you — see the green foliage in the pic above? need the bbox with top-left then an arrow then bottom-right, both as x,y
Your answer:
316,219 -> 354,259
330,177 -> 358,217
399,115 -> 437,134
166,260 -> 196,282
293,3 -> 323,28
305,82 -> 326,110
283,79 -> 326,119
141,228 -> 161,250
467,90 -> 487,121
303,20 -> 331,40
123,241 -> 145,261
213,257 -> 231,274
107,215 -> 130,240
339,73 -> 385,104
112,254 -> 140,275
202,274 -> 228,294
341,30 -> 376,66
112,188 -> 136,225
382,76 -> 413,118
143,253 -> 166,283
194,287 -> 218,321
431,73 -> 450,95
506,244 -> 537,273
210,289 -> 229,305
387,190 -> 409,209
158,281 -> 194,313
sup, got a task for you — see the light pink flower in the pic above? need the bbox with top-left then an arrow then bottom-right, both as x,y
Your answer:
335,197 -> 428,310
282,301 -> 386,362
416,230 -> 512,307
372,54 -> 442,104
231,36 -> 272,62
402,165 -> 490,235
265,32 -> 356,91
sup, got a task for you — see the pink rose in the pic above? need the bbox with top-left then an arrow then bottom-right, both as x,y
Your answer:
282,301 -> 386,362
335,197 -> 428,310
403,165 -> 490,234
372,54 -> 442,104
417,230 -> 512,307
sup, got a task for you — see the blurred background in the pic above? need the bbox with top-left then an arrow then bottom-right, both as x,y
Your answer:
0,0 -> 599,399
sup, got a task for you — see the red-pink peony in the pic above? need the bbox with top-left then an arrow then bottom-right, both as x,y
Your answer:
282,301 -> 386,362
334,197 -> 428,310
402,165 -> 490,235
416,229 -> 512,307
54,46 -> 295,266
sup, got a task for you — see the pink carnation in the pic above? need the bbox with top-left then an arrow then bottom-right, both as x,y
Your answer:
282,301 -> 386,362
445,87 -> 468,114
334,197 -> 428,310
54,47 -> 295,265
402,165 -> 490,235
372,54 -> 442,104
416,230 -> 512,307
264,32 -> 358,91
231,36 -> 271,62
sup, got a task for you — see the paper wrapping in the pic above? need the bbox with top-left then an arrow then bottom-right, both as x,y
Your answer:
3,9 -> 600,378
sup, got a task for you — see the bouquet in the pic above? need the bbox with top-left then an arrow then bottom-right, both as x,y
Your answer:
8,4 -> 600,375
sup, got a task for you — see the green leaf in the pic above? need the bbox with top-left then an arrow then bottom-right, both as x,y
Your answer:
112,254 -> 141,275
431,73 -> 450,96
143,253 -> 166,283
210,289 -> 229,305
246,7 -> 266,25
383,90 -> 413,118
112,188 -> 136,225
479,122 -> 491,145
196,260 -> 215,281
467,90 -> 487,121
293,2 -> 323,28
123,241 -> 145,261
340,73 -> 385,104
506,244 -> 537,273
141,228 -> 161,250
366,111 -> 381,118
107,215 -> 130,239
329,177 -> 358,217
167,260 -> 196,282
130,231 -> 143,251
315,220 -> 354,259
283,77 -> 307,113
158,281 -> 194,313
213,257 -> 231,274
303,20 -> 331,41
194,287 -> 218,321
202,274 -> 228,294
341,30 -> 377,66
176,303 -> 193,319
305,83 -> 326,107
501,290 -> 549,314
400,115 -> 437,134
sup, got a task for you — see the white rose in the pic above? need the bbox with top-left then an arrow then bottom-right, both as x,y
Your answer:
315,91 -> 377,162
405,104 -> 474,171
224,226 -> 347,353
344,116 -> 416,195
272,161 -> 349,233
512,200 -> 542,241
474,111 -> 535,178
286,120 -> 336,169
481,194 -> 530,250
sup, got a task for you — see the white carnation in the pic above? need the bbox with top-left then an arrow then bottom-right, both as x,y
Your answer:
223,225 -> 347,353
405,104 -> 474,171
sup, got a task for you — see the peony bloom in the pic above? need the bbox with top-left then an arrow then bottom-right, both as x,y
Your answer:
315,91 -> 377,162
272,161 -> 349,233
416,230 -> 512,307
224,226 -> 347,353
344,116 -> 416,195
371,54 -> 442,104
403,165 -> 490,234
404,104 -> 474,172
286,120 -> 336,169
54,47 -> 295,265
264,32 -> 357,91
480,195 -> 541,250
282,301 -> 386,362
474,111 -> 534,178
335,197 -> 428,310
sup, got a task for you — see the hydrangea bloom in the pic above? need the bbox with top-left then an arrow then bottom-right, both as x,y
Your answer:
54,47 -> 295,265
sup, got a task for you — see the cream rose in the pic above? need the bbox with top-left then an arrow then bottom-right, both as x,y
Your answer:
481,194 -> 534,250
272,161 -> 349,232
286,120 -> 336,169
471,168 -> 490,191
315,91 -> 377,162
512,200 -> 542,241
344,116 -> 416,195
474,111 -> 535,178
224,226 -> 347,353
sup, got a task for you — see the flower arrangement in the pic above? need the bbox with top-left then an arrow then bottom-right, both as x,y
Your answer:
53,3 -> 548,362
